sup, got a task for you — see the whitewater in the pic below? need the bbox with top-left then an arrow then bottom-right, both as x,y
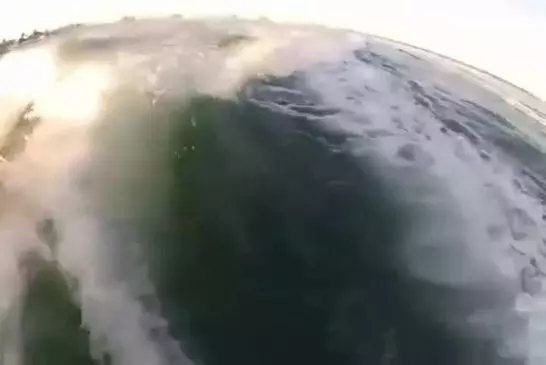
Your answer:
0,17 -> 546,365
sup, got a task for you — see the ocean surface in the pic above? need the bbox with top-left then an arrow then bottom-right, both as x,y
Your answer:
1,17 -> 546,365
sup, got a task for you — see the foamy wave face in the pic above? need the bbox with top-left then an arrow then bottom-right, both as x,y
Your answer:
0,17 -> 545,365
299,43 -> 546,362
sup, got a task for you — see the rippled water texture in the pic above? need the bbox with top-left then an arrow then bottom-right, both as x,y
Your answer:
1,17 -> 546,365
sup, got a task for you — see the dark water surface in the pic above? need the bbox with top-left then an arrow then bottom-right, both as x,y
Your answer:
18,88 -> 524,365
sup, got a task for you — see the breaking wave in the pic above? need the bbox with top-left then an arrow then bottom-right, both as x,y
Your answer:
0,17 -> 545,365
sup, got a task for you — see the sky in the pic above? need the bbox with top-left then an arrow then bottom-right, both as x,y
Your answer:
1,0 -> 545,101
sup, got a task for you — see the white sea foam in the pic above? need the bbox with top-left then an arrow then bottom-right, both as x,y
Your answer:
1,19 -> 546,365
0,19 -> 353,365
301,43 -> 546,362
0,36 -> 191,365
